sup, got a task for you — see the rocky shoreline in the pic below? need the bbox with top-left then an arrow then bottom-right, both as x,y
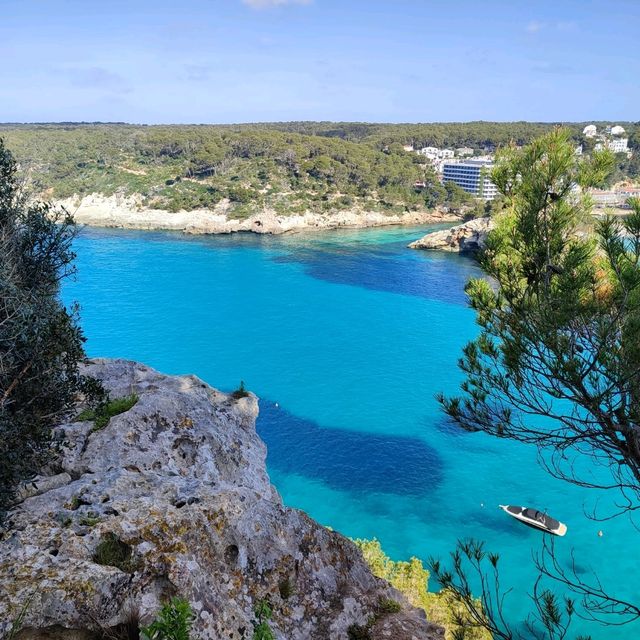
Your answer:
56,193 -> 459,235
0,359 -> 442,640
409,216 -> 493,253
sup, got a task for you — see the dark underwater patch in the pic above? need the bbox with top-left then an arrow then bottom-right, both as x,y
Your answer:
272,245 -> 479,305
256,400 -> 444,496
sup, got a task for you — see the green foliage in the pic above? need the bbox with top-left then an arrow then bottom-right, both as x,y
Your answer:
439,130 -> 640,634
429,540 -> 591,640
76,393 -> 138,431
0,139 -> 89,518
352,538 -> 490,640
443,181 -> 474,210
354,538 -> 431,607
253,600 -> 275,640
92,532 -> 136,572
231,380 -> 249,399
377,598 -> 402,614
439,129 -> 640,499
141,598 -> 194,640
3,122 -> 634,222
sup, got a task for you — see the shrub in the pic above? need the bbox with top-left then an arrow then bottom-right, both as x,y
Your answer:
231,381 -> 249,400
376,598 -> 401,615
253,600 -> 275,640
141,598 -> 194,640
0,139 -> 89,518
76,394 -> 138,432
352,538 -> 490,640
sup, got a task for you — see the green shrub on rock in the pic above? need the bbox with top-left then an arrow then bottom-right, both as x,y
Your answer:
352,537 -> 490,640
76,393 -> 138,432
141,598 -> 194,640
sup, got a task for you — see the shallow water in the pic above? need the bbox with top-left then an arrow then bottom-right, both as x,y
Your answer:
63,224 -> 640,637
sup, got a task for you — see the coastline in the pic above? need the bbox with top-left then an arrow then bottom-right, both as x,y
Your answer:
56,193 -> 460,235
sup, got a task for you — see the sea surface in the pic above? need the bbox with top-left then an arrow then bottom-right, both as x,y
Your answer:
63,224 -> 640,638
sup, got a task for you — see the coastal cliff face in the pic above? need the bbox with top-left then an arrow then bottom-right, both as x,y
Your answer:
0,360 -> 443,640
409,217 -> 493,253
57,193 -> 458,235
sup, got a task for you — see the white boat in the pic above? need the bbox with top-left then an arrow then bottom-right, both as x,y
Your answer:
499,505 -> 567,536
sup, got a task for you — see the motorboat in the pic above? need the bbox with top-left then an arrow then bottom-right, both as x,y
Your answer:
499,505 -> 567,536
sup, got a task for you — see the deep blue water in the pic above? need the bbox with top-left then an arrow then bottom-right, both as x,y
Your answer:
63,224 -> 640,637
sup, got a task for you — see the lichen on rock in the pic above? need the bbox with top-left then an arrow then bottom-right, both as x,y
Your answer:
0,359 -> 442,640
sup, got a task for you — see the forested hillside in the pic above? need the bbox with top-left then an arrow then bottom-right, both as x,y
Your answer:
1,121 -> 637,218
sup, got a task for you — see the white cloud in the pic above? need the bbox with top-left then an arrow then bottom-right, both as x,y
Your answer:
526,20 -> 578,34
242,0 -> 312,8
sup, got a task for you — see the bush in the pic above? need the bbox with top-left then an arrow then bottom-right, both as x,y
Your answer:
0,139 -> 89,518
352,538 -> 490,640
253,600 -> 275,640
231,381 -> 249,400
141,598 -> 194,640
76,393 -> 138,432
376,598 -> 401,615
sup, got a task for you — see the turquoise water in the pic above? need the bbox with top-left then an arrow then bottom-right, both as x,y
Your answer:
63,224 -> 639,637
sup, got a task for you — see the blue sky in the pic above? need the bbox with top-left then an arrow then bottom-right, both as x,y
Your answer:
1,0 -> 638,123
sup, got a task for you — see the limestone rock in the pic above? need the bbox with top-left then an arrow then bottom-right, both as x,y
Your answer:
55,193 -> 457,235
409,217 -> 494,253
0,359 -> 442,640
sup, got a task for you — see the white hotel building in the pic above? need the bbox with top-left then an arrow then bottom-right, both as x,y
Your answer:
442,159 -> 498,201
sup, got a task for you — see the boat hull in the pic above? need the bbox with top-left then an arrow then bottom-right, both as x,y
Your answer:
499,505 -> 567,536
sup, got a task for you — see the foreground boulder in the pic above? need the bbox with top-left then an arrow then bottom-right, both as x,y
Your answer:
409,217 -> 494,253
0,359 -> 442,640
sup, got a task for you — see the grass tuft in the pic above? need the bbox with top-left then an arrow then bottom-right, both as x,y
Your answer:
92,532 -> 136,572
76,394 -> 139,432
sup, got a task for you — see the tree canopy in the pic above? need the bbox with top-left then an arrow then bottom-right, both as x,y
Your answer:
1,121 -> 635,219
0,139 -> 89,517
434,128 -> 640,637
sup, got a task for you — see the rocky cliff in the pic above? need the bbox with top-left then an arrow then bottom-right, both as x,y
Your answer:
0,360 -> 442,640
409,217 -> 494,253
57,194 -> 458,235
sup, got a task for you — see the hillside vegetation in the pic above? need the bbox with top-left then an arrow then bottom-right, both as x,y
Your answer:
1,122 -> 637,219
353,538 -> 491,640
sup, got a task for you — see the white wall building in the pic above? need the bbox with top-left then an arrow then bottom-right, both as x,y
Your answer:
608,138 -> 629,153
583,125 -> 597,138
417,146 -> 440,159
442,159 -> 498,201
